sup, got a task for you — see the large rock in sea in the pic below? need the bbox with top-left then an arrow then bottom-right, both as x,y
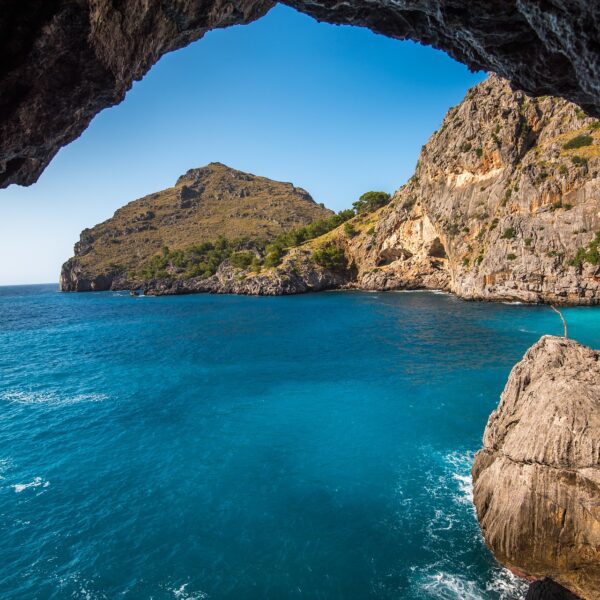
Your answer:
472,335 -> 600,600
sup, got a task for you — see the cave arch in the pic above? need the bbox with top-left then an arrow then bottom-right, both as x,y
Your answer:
1,0 -> 599,189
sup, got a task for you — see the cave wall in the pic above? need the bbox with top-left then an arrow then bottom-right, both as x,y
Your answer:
1,0 -> 600,189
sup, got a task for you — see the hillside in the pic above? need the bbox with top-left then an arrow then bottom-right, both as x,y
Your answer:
154,74 -> 600,304
60,163 -> 333,291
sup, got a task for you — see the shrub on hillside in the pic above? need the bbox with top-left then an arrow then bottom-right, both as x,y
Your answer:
563,135 -> 593,150
352,191 -> 391,215
312,242 -> 347,271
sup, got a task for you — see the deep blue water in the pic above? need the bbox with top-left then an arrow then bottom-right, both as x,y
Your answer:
1,285 -> 600,600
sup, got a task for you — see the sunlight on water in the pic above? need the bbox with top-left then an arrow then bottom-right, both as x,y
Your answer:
0,285 -> 599,598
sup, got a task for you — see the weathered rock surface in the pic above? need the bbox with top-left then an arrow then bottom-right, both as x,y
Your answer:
359,74 -> 600,304
2,1 -> 600,188
472,335 -> 600,600
59,162 -> 333,291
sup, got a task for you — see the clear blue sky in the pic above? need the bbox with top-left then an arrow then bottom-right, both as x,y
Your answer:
0,5 -> 484,285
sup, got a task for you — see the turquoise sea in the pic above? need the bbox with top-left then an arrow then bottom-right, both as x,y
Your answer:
1,285 -> 600,599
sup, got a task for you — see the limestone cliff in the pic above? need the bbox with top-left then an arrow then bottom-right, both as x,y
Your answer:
472,335 -> 600,600
199,74 -> 600,304
355,74 -> 600,304
60,163 -> 333,291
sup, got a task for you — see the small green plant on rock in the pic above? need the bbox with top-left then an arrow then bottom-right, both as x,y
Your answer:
344,222 -> 358,238
563,135 -> 593,150
312,242 -> 347,271
569,232 -> 600,268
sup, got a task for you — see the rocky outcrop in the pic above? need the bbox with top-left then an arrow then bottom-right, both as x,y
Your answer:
143,254 -> 348,296
59,162 -> 333,291
2,2 -> 600,188
472,335 -> 600,600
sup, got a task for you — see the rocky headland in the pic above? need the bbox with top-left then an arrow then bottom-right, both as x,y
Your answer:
60,162 -> 333,291
472,335 -> 600,600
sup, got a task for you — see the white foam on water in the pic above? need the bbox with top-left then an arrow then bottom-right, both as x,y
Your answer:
486,567 -> 530,599
418,567 -> 528,600
419,571 -> 487,600
1,389 -> 108,407
13,476 -> 50,493
443,450 -> 475,507
172,583 -> 208,599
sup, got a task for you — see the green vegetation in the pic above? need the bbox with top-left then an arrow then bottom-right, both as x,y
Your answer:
591,121 -> 600,130
475,148 -> 483,158
141,238 -> 245,280
525,237 -> 533,247
501,227 -> 516,240
571,155 -> 588,167
500,188 -> 512,207
68,163 -> 336,283
563,134 -> 593,150
507,253 -> 517,261
551,200 -> 573,211
343,222 -> 358,238
230,251 -> 258,270
139,207 -> 358,278
352,191 -> 391,214
262,210 -> 355,268
312,242 -> 347,271
401,196 -> 416,211
517,121 -> 531,140
489,218 -> 499,231
461,142 -> 472,153
569,232 -> 600,268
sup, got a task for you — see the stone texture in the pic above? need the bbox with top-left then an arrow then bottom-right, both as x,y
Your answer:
0,0 -> 273,188
143,254 -> 347,296
358,74 -> 600,304
250,74 -> 600,304
472,335 -> 600,600
2,1 -> 600,188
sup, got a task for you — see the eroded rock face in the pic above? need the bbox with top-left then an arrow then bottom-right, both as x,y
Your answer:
2,1 -> 600,188
472,335 -> 600,600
